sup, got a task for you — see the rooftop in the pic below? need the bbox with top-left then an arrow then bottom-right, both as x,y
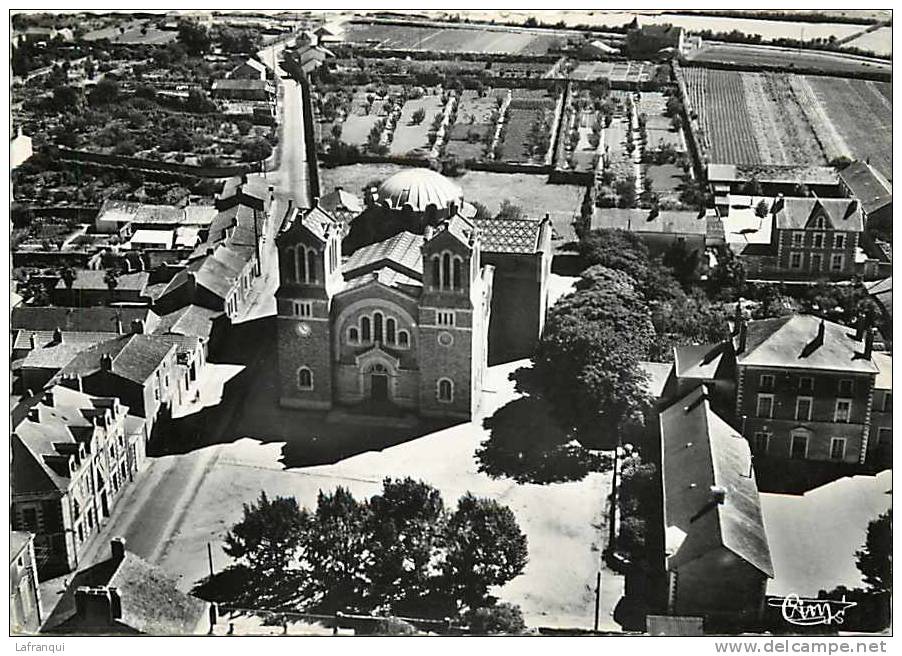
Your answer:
344,230 -> 424,281
46,543 -> 208,635
591,208 -> 707,237
212,78 -> 272,91
96,200 -> 217,227
57,334 -> 175,386
12,306 -> 160,333
734,315 -> 879,374
471,216 -> 548,254
660,386 -> 774,578
838,160 -> 892,215
376,168 -> 464,213
674,342 -> 727,380
154,305 -> 223,341
773,197 -> 863,233
54,270 -> 149,293
639,361 -> 673,399
707,164 -> 839,187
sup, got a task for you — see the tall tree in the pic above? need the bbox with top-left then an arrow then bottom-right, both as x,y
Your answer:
442,494 -> 528,610
177,20 -> 211,56
59,266 -> 76,289
366,478 -> 445,614
103,268 -> 120,291
855,509 -> 892,592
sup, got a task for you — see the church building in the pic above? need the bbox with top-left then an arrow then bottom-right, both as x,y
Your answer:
275,168 -> 552,419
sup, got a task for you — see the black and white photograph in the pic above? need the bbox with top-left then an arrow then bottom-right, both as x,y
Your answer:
6,2 -> 894,648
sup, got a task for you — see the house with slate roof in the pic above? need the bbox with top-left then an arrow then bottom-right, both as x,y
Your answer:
44,538 -> 210,634
660,385 -> 773,627
50,270 -> 151,307
733,314 -> 883,464
275,169 -> 552,419
54,334 -> 179,436
729,195 -> 865,281
11,387 -> 140,578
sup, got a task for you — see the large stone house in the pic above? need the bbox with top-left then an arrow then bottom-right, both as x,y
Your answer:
11,387 -> 138,578
275,168 -> 552,419
733,315 -> 882,464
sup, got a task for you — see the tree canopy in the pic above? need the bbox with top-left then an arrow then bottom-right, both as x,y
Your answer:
205,479 -> 528,620
855,508 -> 891,593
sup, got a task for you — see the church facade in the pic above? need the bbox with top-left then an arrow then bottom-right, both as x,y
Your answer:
275,169 -> 552,420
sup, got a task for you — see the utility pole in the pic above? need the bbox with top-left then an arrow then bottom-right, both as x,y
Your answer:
207,542 -> 214,578
594,570 -> 601,632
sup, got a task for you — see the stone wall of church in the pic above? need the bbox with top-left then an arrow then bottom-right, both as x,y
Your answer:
277,314 -> 333,409
483,253 -> 544,365
417,315 -> 474,419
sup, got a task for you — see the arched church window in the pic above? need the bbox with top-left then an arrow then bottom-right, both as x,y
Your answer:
398,330 -> 409,347
374,312 -> 384,343
348,327 -> 359,343
432,255 -> 441,290
442,252 -> 452,290
307,248 -> 318,283
386,318 -> 396,344
361,316 -> 371,342
285,248 -> 296,282
298,367 -> 313,390
453,257 -> 462,290
437,378 -> 454,403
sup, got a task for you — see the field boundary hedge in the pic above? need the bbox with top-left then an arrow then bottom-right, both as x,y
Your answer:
50,147 -> 257,178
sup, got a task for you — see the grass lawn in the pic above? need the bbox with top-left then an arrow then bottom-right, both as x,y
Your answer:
390,95 -> 444,156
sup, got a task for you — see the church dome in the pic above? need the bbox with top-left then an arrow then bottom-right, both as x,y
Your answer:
376,168 -> 464,213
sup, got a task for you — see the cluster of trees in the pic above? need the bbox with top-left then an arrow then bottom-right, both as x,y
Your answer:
200,479 -> 529,629
534,229 -> 735,446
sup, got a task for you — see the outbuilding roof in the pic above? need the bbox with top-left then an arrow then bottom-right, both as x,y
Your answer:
838,160 -> 892,215
472,216 -> 547,254
660,386 -> 774,578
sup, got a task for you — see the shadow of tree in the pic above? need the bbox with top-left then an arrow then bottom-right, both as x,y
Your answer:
477,394 -> 613,485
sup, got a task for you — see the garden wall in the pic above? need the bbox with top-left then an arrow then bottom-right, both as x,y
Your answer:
50,147 -> 256,179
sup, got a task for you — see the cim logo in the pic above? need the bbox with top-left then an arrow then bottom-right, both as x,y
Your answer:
767,594 -> 857,627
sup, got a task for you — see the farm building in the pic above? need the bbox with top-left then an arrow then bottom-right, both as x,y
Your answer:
580,39 -> 619,58
707,164 -> 841,198
838,160 -> 892,237
660,385 -> 773,628
211,79 -> 274,101
228,58 -> 268,80
591,208 -> 708,256
94,200 -> 218,236
51,271 -> 151,307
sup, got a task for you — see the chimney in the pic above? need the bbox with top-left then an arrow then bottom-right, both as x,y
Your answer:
816,318 -> 825,345
710,485 -> 727,505
312,196 -> 320,208
335,185 -> 343,193
111,537 -> 126,563
43,390 -> 55,407
52,327 -> 63,344
29,332 -> 37,350
771,193 -> 784,216
864,329 -> 874,360
130,319 -> 144,335
100,353 -> 113,371
27,407 -> 41,423
108,587 -> 123,621
114,313 -> 123,334
736,321 -> 748,354
424,225 -> 434,241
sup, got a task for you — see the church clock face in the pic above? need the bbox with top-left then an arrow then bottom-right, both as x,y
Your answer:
296,322 -> 312,338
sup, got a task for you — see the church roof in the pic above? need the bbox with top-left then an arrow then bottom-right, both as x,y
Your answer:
472,216 -> 544,254
377,168 -> 463,213
343,231 -> 424,280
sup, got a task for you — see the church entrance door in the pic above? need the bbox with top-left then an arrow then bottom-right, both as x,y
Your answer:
371,373 -> 389,402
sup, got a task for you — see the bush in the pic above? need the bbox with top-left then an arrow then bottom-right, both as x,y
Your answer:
240,137 -> 272,162
465,603 -> 526,635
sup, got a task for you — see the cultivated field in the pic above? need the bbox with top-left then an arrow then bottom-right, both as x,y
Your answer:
683,67 -> 761,165
345,21 -> 563,55
444,90 -> 505,161
806,76 -> 892,180
843,26 -> 892,57
682,67 -> 892,179
82,19 -> 177,45
497,95 -> 558,165
684,42 -> 891,78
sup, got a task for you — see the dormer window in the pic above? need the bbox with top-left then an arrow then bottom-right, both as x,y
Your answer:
813,216 -> 825,230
